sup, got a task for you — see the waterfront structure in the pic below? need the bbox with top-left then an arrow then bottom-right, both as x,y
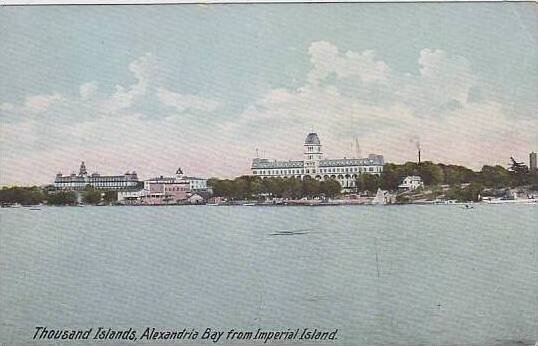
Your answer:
117,167 -> 208,205
54,161 -> 139,190
175,168 -> 210,193
530,152 -> 537,172
251,132 -> 384,190
398,176 -> 424,191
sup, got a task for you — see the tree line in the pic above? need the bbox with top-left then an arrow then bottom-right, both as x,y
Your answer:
208,161 -> 538,201
208,176 -> 341,200
359,161 -> 538,193
0,185 -> 118,206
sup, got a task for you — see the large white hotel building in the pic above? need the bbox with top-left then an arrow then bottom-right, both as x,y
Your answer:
251,132 -> 384,190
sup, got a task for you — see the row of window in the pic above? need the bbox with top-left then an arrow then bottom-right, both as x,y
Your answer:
253,165 -> 381,176
164,187 -> 188,192
55,181 -> 137,187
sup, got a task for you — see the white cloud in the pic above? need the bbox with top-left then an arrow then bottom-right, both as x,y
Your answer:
79,81 -> 99,99
307,41 -> 390,86
0,93 -> 63,119
226,41 -> 536,170
156,87 -> 221,113
0,52 -> 227,185
1,44 -> 536,186
101,53 -> 154,114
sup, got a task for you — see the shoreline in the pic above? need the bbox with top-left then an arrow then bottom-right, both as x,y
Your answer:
2,199 -> 537,209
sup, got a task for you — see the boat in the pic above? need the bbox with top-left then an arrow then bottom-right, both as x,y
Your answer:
242,203 -> 256,206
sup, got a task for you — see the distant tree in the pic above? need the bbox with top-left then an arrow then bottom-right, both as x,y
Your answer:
416,161 -> 444,186
463,182 -> 484,202
303,179 -> 321,197
357,174 -> 380,195
479,165 -> 511,188
320,179 -> 341,198
0,186 -> 45,205
439,164 -> 476,185
103,191 -> 118,204
379,163 -> 404,190
47,191 -> 77,205
82,187 -> 102,204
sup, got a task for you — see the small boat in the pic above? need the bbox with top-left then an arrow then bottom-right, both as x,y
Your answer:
206,203 -> 219,206
242,203 -> 256,206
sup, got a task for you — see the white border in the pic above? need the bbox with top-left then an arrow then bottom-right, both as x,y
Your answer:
1,0 -> 528,5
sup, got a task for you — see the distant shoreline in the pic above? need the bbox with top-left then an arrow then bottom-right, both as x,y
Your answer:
2,199 -> 537,209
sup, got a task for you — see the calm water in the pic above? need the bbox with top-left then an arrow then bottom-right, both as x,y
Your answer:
0,205 -> 536,346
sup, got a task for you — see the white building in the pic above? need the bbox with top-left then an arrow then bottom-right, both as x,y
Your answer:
251,132 -> 384,190
54,161 -> 139,190
175,168 -> 209,192
398,176 -> 424,191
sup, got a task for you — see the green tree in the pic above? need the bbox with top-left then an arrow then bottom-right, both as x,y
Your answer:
357,174 -> 380,194
47,191 -> 77,205
103,191 -> 118,204
416,161 -> 444,186
0,186 -> 46,205
320,179 -> 341,198
82,186 -> 102,204
479,165 -> 511,188
303,179 -> 321,197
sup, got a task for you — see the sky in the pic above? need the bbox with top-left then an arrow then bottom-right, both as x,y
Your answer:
0,3 -> 537,185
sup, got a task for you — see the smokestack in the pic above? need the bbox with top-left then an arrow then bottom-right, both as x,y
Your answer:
418,148 -> 421,164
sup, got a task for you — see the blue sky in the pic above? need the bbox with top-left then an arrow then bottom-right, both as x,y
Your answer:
1,3 -> 536,185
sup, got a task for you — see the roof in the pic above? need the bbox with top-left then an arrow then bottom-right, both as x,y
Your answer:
402,176 -> 423,181
252,159 -> 304,169
319,158 -> 381,167
304,132 -> 321,145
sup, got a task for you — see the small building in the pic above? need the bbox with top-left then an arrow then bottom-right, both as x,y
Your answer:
398,176 -> 424,191
143,176 -> 190,204
117,167 -> 207,205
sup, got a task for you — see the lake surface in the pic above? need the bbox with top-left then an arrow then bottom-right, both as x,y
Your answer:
0,205 -> 536,346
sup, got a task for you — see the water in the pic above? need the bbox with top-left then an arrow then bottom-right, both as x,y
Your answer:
0,205 -> 536,346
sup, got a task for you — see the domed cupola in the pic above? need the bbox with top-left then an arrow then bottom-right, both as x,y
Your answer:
305,132 -> 321,145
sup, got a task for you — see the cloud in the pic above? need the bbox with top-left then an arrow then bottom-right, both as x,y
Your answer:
101,53 -> 154,114
1,44 -> 536,186
307,41 -> 390,86
156,87 -> 221,113
79,81 -> 99,99
226,41 -> 536,169
0,52 -> 226,185
0,93 -> 63,119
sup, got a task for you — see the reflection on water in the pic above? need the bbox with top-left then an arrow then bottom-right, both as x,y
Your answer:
0,205 -> 536,346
